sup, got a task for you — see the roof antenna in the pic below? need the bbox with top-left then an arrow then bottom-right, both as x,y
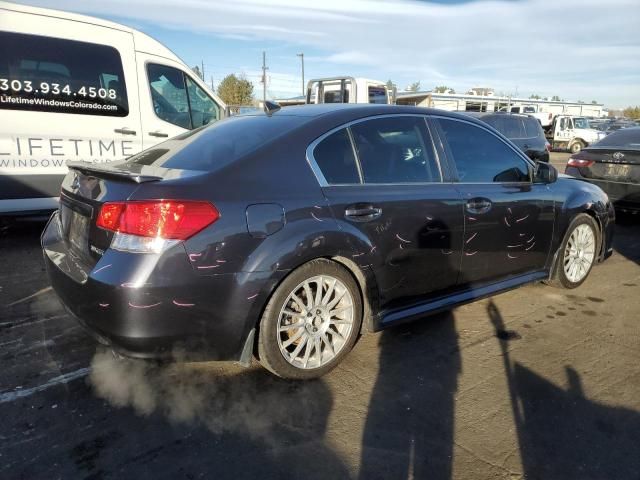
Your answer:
263,100 -> 281,116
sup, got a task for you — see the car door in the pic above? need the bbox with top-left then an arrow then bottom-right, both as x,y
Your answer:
432,116 -> 555,286
135,53 -> 222,148
308,115 -> 465,312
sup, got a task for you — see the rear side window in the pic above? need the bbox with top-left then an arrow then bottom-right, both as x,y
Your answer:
127,115 -> 305,171
351,116 -> 440,183
147,64 -> 220,129
438,118 -> 530,183
0,31 -> 128,116
313,129 -> 360,184
503,117 -> 525,138
523,117 -> 543,138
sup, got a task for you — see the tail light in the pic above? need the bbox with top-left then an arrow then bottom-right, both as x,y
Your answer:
97,200 -> 219,253
567,157 -> 594,168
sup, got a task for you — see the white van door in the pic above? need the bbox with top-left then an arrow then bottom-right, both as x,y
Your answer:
135,53 -> 223,149
0,11 -> 142,213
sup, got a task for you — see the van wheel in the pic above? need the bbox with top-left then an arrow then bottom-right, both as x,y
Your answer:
570,141 -> 584,154
548,214 -> 599,289
257,259 -> 362,379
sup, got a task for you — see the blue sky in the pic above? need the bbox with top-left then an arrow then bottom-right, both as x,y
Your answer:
17,0 -> 640,108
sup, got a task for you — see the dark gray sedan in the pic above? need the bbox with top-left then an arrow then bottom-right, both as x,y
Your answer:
42,105 -> 614,379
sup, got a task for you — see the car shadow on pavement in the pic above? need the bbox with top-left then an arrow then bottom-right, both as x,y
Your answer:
488,300 -> 640,479
359,311 -> 461,480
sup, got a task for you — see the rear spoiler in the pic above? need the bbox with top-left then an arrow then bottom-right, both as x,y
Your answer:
67,161 -> 162,184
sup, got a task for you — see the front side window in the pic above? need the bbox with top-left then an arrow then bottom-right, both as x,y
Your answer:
438,118 -> 530,183
351,116 -> 440,184
313,129 -> 360,184
147,64 -> 220,130
0,31 -> 128,116
147,64 -> 191,129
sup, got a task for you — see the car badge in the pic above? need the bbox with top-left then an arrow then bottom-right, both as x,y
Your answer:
612,151 -> 625,161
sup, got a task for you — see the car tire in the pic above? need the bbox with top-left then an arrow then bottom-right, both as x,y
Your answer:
570,140 -> 584,154
548,214 -> 599,289
257,259 -> 362,379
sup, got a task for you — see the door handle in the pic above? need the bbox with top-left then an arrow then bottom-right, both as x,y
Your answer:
345,205 -> 382,222
466,198 -> 492,214
149,131 -> 169,138
114,127 -> 137,135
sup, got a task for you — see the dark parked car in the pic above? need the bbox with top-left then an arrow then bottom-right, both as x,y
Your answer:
465,112 -> 550,162
42,105 -> 614,379
566,127 -> 640,213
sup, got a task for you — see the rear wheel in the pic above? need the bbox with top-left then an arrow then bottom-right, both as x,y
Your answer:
570,140 -> 584,154
257,259 -> 362,379
549,214 -> 599,289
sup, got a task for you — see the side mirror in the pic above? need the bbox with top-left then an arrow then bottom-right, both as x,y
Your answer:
534,161 -> 558,183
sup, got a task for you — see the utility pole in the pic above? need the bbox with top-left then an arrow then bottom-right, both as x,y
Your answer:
261,51 -> 268,104
210,76 -> 214,91
201,60 -> 205,80
297,53 -> 305,97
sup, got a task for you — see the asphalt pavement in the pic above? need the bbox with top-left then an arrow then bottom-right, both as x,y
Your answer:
1,152 -> 639,479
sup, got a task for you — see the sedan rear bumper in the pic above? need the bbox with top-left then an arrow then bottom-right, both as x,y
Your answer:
566,167 -> 640,212
42,212 -> 276,361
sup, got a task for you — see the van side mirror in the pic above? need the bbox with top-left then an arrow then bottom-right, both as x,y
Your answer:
534,161 -> 558,183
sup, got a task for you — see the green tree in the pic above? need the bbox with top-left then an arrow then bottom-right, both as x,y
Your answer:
434,85 -> 455,94
551,95 -> 564,102
386,79 -> 397,91
216,74 -> 254,106
623,106 -> 640,119
591,100 -> 598,104
406,81 -> 421,92
529,94 -> 541,99
191,65 -> 203,80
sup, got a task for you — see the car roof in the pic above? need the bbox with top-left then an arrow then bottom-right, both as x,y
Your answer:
246,103 -> 488,125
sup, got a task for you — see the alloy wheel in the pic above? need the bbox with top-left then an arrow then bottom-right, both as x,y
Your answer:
563,223 -> 596,283
277,275 -> 355,370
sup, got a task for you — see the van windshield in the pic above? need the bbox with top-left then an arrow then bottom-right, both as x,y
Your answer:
573,118 -> 590,129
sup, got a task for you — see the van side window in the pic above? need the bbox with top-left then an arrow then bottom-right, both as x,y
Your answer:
147,64 -> 220,129
0,31 -> 128,116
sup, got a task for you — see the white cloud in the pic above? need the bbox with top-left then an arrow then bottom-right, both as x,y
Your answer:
16,0 -> 640,107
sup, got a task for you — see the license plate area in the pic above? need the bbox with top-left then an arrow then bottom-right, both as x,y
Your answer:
59,196 -> 93,256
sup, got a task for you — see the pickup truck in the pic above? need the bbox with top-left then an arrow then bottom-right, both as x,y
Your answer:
546,115 -> 606,153
500,106 -> 554,128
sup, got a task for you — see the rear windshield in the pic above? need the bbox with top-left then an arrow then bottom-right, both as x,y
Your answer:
126,115 -> 306,170
592,128 -> 640,149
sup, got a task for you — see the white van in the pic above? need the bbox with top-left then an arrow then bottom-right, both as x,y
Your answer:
0,1 -> 226,215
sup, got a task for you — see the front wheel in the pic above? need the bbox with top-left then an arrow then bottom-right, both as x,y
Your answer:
549,214 -> 599,289
570,140 -> 584,154
257,259 -> 362,379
